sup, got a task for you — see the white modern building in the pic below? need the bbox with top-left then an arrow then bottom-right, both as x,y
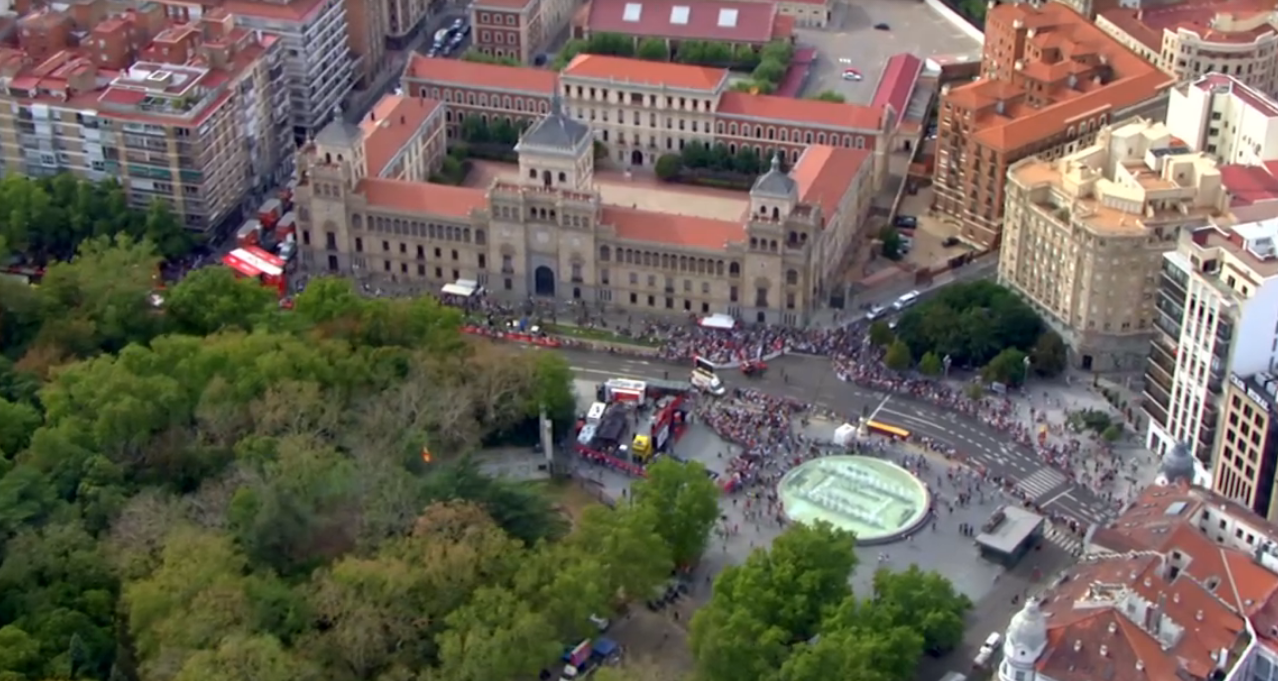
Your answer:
1167,73 -> 1278,167
1143,219 -> 1278,484
225,0 -> 356,139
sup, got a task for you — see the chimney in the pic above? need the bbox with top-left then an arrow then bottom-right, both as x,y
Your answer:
1196,610 -> 1205,621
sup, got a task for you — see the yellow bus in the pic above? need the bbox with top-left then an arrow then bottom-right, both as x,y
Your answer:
866,420 -> 910,440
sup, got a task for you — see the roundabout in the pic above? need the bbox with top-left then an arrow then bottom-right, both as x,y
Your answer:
778,455 -> 932,545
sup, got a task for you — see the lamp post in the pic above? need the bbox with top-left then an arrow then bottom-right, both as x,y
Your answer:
1022,355 -> 1032,385
943,354 -> 952,378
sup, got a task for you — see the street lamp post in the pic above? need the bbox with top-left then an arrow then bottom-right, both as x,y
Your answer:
943,354 -> 952,378
1022,355 -> 1032,385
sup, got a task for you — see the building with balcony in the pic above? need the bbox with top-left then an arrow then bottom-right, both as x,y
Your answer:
1168,73 -> 1278,167
402,53 -> 887,183
0,2 -> 291,233
576,0 -> 794,51
996,478 -> 1278,682
932,2 -> 1175,248
294,92 -> 876,324
1097,3 -> 1278,98
222,0 -> 355,139
1001,120 -> 1227,373
1212,372 -> 1278,522
1144,220 -> 1278,484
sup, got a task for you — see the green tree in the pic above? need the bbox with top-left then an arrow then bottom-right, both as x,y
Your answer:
460,116 -> 490,143
177,633 -> 313,681
808,90 -> 845,103
1032,330 -> 1068,377
895,281 -> 1045,368
570,505 -> 670,602
632,458 -> 721,567
779,599 -> 923,680
870,565 -> 972,654
636,38 -> 669,60
750,58 -> 786,86
884,339 -> 912,371
164,266 -> 278,336
982,347 -> 1029,386
1102,423 -> 1123,442
435,587 -> 560,680
867,320 -> 894,348
655,153 -> 683,180
879,226 -> 904,260
460,49 -> 520,66
918,351 -> 944,377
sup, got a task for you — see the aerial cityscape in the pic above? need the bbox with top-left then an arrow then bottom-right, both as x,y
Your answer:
7,0 -> 1278,678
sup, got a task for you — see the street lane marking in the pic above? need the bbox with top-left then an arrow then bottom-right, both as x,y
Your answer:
1041,487 -> 1074,507
868,395 -> 892,422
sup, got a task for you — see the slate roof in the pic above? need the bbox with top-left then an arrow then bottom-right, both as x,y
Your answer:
517,94 -> 591,154
751,153 -> 797,197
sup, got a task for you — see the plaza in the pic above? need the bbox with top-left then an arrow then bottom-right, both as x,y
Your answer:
778,455 -> 931,544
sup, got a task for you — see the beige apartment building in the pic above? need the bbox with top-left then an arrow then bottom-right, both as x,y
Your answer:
294,93 -> 876,324
1000,119 -> 1228,372
1097,5 -> 1278,97
0,2 -> 292,233
1213,372 -> 1278,522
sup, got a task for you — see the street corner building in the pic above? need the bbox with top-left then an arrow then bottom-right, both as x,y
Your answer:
994,480 -> 1278,681
998,118 -> 1229,374
931,1 -> 1176,249
292,54 -> 887,325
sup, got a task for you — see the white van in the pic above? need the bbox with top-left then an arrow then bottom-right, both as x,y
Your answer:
586,402 -> 607,424
892,290 -> 920,311
691,370 -> 726,396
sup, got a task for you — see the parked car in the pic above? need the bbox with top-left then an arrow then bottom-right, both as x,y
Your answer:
874,22 -> 891,30
841,68 -> 863,81
865,304 -> 888,321
942,236 -> 961,247
893,215 -> 919,228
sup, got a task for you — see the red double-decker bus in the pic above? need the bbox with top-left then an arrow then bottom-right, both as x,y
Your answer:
222,247 -> 287,297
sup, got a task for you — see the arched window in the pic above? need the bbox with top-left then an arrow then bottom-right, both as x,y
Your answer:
786,269 -> 798,285
599,245 -> 611,261
729,261 -> 740,277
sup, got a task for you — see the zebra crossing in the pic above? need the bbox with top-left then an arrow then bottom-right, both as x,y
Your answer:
1043,525 -> 1084,556
1016,467 -> 1070,500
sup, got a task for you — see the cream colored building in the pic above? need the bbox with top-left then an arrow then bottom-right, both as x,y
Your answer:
1097,8 -> 1278,97
1000,119 -> 1228,372
294,94 -> 876,324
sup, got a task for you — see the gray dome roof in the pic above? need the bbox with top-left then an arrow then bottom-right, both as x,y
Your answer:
751,153 -> 797,198
1157,441 -> 1194,485
517,94 -> 591,154
1006,598 -> 1048,655
314,121 -> 362,149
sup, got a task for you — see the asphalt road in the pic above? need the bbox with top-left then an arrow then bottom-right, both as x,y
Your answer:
558,348 -> 1114,526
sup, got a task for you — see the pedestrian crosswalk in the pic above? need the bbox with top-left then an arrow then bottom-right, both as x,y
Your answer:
1043,525 -> 1084,556
1017,467 -> 1069,500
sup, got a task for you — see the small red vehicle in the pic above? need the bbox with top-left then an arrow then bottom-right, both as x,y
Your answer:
740,360 -> 768,377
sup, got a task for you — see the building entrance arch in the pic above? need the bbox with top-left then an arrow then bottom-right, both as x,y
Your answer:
631,149 -> 644,166
534,265 -> 556,296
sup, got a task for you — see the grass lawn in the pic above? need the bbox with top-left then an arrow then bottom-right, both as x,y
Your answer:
543,323 -> 662,348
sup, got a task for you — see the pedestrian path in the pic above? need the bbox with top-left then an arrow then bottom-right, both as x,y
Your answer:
1016,467 -> 1069,500
1043,525 -> 1084,556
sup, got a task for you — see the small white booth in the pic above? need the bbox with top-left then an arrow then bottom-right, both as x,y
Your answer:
441,279 -> 481,297
832,423 -> 858,448
699,313 -> 736,330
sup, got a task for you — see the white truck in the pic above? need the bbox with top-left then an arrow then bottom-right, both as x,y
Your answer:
691,368 -> 726,396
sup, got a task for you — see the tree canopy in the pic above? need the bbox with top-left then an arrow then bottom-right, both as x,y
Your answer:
0,237 -> 717,680
689,522 -> 971,680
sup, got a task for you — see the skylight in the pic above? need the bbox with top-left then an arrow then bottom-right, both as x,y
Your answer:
717,8 -> 738,27
670,5 -> 690,24
622,2 -> 642,22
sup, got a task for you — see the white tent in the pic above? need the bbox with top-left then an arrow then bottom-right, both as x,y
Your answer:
699,313 -> 736,330
832,423 -> 858,447
441,279 -> 479,297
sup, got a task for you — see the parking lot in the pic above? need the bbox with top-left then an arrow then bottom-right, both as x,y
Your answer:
796,0 -> 981,104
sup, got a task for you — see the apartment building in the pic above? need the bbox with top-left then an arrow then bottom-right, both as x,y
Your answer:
0,3 -> 291,233
1144,220 -> 1278,483
1212,372 -> 1278,522
470,0 -> 543,64
221,0 -> 354,139
403,53 -> 887,182
1001,119 -> 1227,373
294,91 -> 876,324
932,2 -> 1175,247
998,480 -> 1278,682
1167,73 -> 1278,167
386,0 -> 433,46
1097,4 -> 1278,97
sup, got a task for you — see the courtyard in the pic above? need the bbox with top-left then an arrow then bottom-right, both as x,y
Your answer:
798,0 -> 981,104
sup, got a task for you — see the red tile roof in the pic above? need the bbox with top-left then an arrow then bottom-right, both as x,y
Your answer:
717,90 -> 882,131
562,53 -> 728,91
790,145 -> 871,223
871,53 -> 922,119
360,95 -> 443,177
403,53 -> 559,94
357,178 -> 487,218
603,206 -> 744,249
1103,1 -> 1278,50
586,0 -> 780,44
1220,163 -> 1278,206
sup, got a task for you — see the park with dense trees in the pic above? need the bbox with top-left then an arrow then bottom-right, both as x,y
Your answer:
872,281 -> 1069,385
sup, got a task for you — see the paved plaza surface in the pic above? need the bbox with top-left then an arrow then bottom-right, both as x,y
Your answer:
797,0 -> 981,104
466,161 -> 748,221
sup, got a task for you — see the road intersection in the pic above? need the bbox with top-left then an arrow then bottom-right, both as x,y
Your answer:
557,348 -> 1115,527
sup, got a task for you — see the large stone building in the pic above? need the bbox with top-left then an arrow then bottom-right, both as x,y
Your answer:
932,2 -> 1175,247
0,1 -> 292,233
293,92 -> 876,324
402,52 -> 889,182
1000,119 -> 1227,372
1097,2 -> 1278,98
1213,371 -> 1278,522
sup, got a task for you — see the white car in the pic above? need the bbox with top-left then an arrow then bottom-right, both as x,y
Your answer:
891,290 -> 920,311
841,69 -> 863,81
864,304 -> 887,321
979,631 -> 1002,654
